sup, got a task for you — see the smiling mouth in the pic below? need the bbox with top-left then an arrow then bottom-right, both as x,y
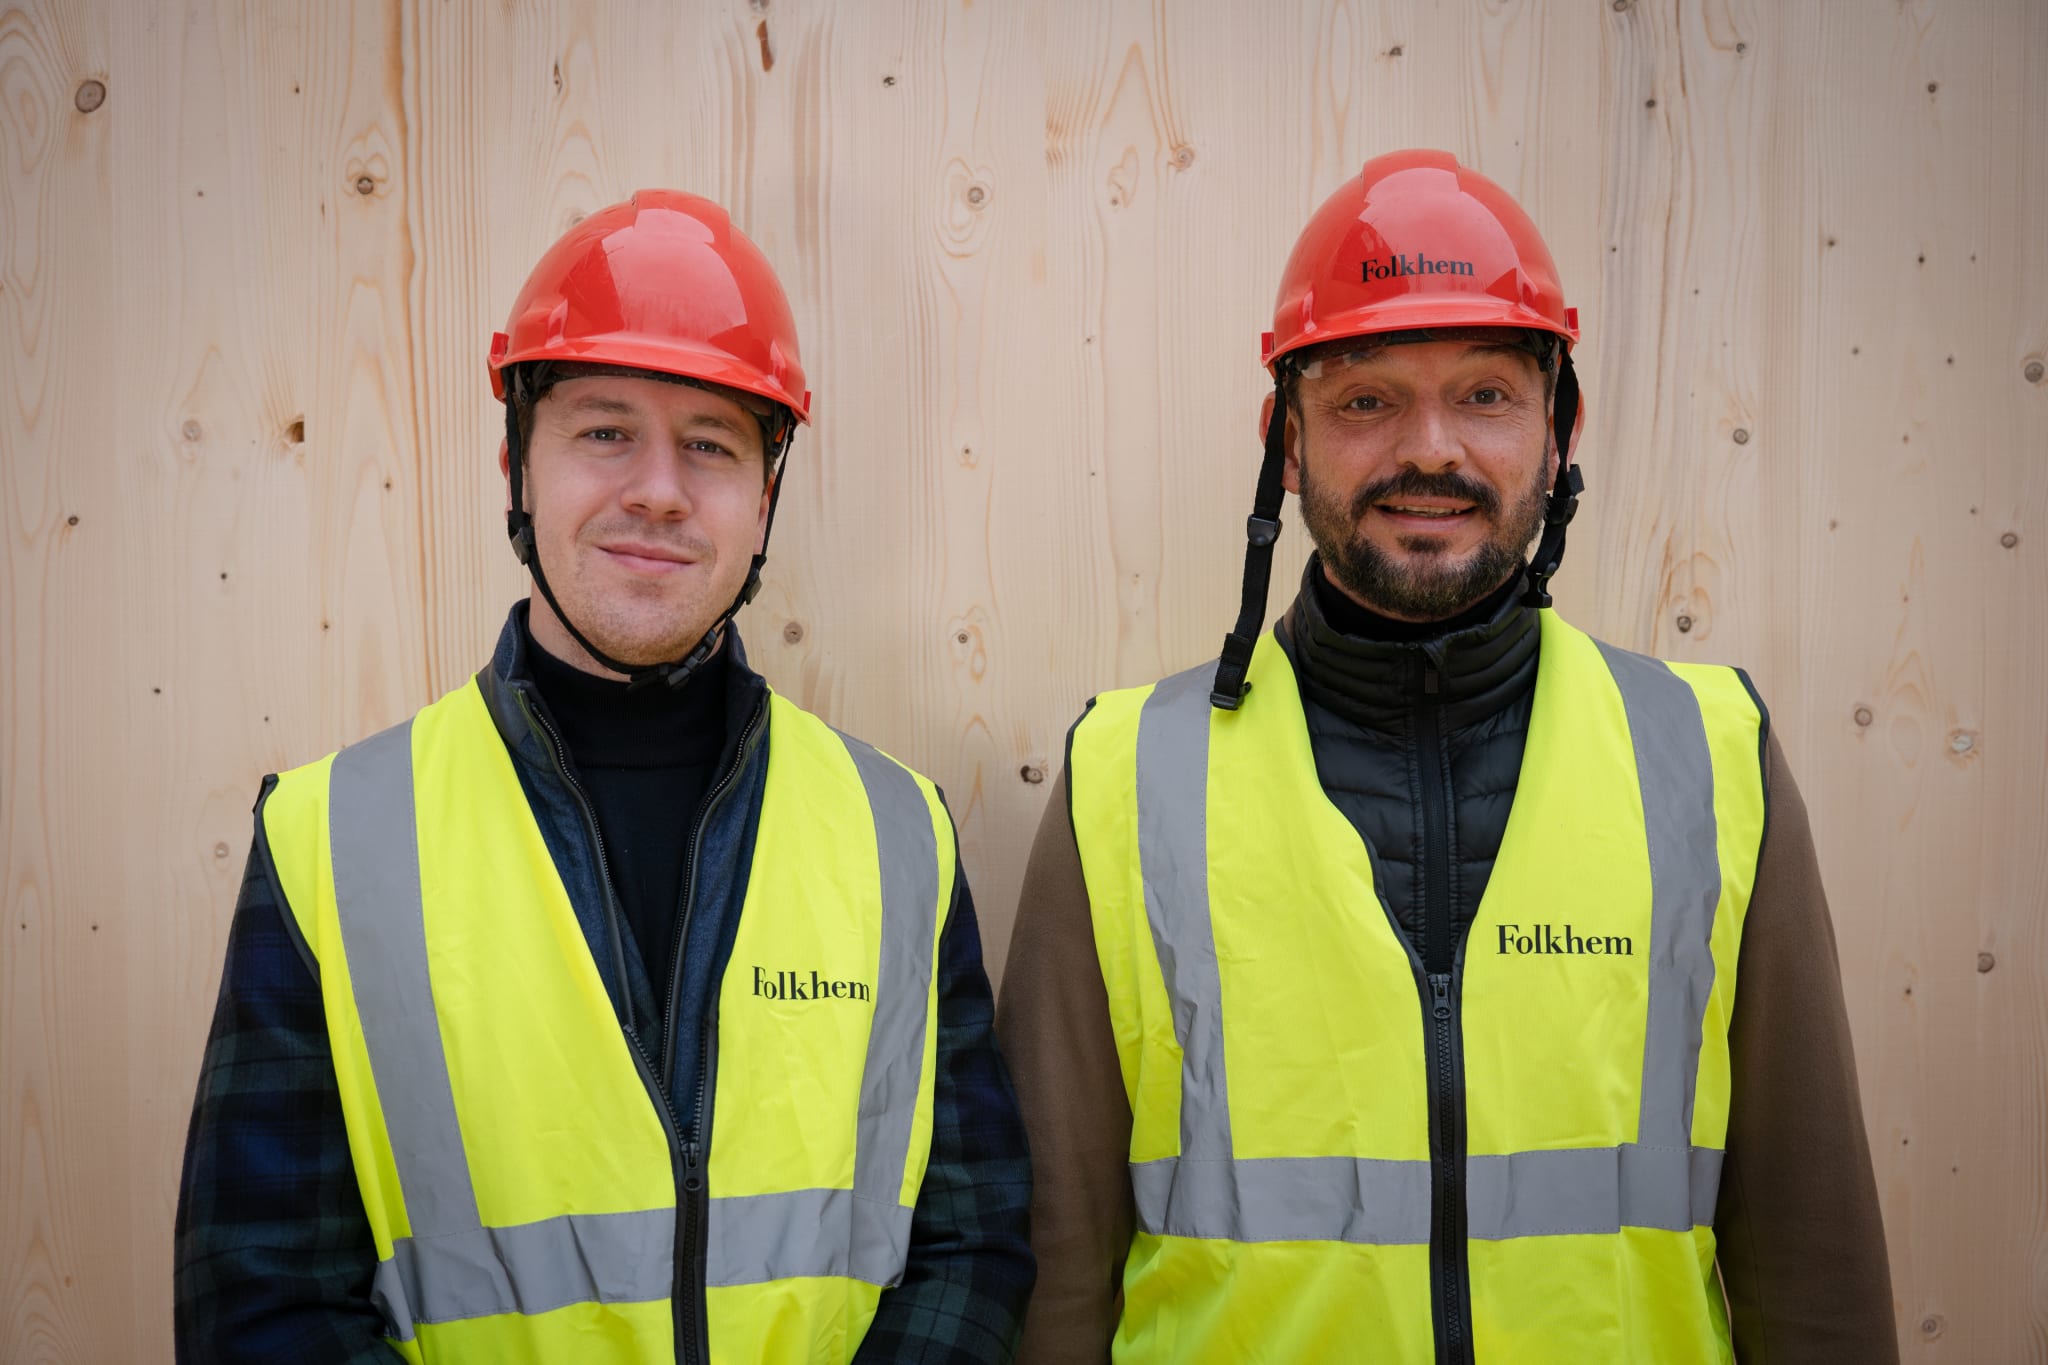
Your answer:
1376,503 -> 1476,521
599,545 -> 698,572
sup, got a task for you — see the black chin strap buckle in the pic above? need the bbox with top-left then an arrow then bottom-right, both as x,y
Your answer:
507,511 -> 535,565
1523,463 -> 1585,609
1246,513 -> 1281,548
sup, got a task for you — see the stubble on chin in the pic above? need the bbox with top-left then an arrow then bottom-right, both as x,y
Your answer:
1299,462 -> 1549,621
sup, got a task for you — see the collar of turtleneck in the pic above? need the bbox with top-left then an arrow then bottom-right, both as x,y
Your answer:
1276,555 -> 1542,733
521,612 -> 728,769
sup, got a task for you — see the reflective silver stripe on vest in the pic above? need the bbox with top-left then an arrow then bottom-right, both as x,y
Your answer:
1135,662 -> 1234,1164
330,721 -> 480,1240
325,710 -> 942,1337
707,1187 -> 916,1288
1593,641 -> 1723,1165
841,733 -> 941,1243
372,1208 -> 674,1336
1126,641 -> 1728,1245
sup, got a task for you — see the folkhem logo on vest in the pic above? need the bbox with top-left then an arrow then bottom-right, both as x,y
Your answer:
753,966 -> 872,1002
1496,923 -> 1634,956
1362,252 -> 1476,282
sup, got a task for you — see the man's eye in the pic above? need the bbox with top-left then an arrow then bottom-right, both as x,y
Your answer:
1470,388 -> 1504,406
1345,393 -> 1384,412
584,427 -> 628,442
688,439 -> 735,457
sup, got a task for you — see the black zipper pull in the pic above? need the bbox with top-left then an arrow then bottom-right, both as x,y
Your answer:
682,1138 -> 704,1194
1429,973 -> 1453,1020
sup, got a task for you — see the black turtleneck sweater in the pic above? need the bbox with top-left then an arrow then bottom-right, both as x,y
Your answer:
523,621 -> 727,985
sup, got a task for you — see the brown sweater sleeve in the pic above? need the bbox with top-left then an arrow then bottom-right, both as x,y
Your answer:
995,736 -> 1901,1365
995,766 -> 1129,1365
1716,732 -> 1899,1363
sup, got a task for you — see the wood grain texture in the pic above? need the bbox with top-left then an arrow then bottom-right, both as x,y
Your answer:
2,1 -> 2042,1359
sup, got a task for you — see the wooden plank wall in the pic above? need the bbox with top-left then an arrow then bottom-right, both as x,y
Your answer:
3,0 -> 2042,1357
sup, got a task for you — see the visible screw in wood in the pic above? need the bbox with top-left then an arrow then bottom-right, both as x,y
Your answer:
1949,730 -> 1976,754
2025,360 -> 2045,385
782,621 -> 805,644
355,174 -> 375,196
1732,427 -> 1750,444
1977,953 -> 1996,974
1020,764 -> 1046,785
2001,532 -> 2019,549
75,79 -> 106,113
1853,706 -> 1874,728
1675,613 -> 1694,633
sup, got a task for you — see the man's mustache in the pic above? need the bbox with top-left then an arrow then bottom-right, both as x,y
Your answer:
1349,469 -> 1503,520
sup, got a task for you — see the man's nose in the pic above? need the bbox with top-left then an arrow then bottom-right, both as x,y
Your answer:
620,435 -> 693,518
1398,398 -> 1463,473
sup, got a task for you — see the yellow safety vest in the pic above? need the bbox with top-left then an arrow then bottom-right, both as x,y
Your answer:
263,679 -> 955,1364
1069,611 -> 1765,1364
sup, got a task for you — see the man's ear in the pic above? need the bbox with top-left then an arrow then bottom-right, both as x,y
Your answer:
1263,392 -> 1303,494
498,437 -> 514,511
1549,390 -> 1589,482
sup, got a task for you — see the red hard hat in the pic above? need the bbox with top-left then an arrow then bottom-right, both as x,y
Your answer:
1264,149 -> 1578,370
489,190 -> 811,422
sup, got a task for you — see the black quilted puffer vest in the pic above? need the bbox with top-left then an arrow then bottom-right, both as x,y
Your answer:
1274,557 -> 1541,969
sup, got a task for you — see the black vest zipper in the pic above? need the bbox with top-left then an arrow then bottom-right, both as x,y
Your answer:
663,699 -> 763,1365
1413,657 -> 1475,1365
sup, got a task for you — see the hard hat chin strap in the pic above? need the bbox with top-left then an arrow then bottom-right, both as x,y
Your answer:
503,388 -> 794,692
1521,351 -> 1584,610
1210,375 -> 1292,710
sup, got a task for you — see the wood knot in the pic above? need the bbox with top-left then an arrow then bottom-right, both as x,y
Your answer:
1675,613 -> 1694,634
1977,952 -> 1996,974
182,419 -> 203,442
965,183 -> 989,208
2000,531 -> 2019,549
1731,427 -> 1750,444
214,842 -> 231,859
2024,359 -> 2044,385
1170,145 -> 1195,170
782,620 -> 805,644
1020,764 -> 1046,785
1853,705 -> 1874,728
75,79 -> 106,113
1919,1315 -> 1944,1340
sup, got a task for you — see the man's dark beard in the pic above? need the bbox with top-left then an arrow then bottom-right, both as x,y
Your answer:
1299,455 -> 1551,620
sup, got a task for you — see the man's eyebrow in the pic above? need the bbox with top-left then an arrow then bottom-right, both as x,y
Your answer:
550,394 -> 753,438
553,393 -> 639,418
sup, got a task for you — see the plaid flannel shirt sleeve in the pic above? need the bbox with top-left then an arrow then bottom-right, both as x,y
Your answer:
174,784 -> 401,1364
854,861 -> 1038,1363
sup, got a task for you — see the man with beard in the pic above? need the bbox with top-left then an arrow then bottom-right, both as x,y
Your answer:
997,150 -> 1895,1363
175,191 -> 1033,1363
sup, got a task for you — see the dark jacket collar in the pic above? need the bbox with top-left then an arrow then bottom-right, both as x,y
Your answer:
1277,555 -> 1541,733
477,600 -> 771,773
